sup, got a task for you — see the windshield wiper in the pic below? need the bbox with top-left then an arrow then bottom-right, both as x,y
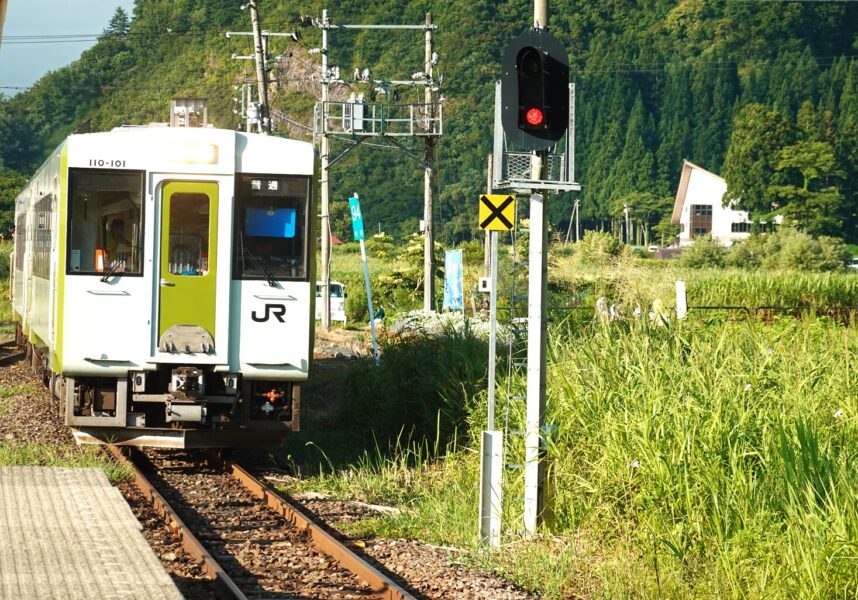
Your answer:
243,246 -> 278,287
100,261 -> 124,282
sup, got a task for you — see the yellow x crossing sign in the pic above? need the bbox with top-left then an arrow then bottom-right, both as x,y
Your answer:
479,194 -> 516,231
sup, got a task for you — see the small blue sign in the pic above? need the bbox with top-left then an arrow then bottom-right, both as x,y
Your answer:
443,249 -> 464,311
348,195 -> 365,241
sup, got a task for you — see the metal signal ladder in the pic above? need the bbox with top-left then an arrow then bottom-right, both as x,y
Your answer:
499,202 -> 531,538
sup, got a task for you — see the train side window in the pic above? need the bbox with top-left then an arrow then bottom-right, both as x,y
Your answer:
14,214 -> 26,271
233,174 -> 309,281
32,194 -> 53,279
67,169 -> 145,275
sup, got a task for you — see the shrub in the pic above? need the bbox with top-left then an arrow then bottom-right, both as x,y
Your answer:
770,228 -> 822,270
366,232 -> 395,260
550,242 -> 575,259
678,234 -> 727,268
764,228 -> 849,271
374,269 -> 422,313
336,242 -> 360,255
458,239 -> 484,266
0,241 -> 11,279
816,236 -> 851,271
726,235 -> 766,268
345,283 -> 369,322
400,233 -> 444,275
725,229 -> 850,272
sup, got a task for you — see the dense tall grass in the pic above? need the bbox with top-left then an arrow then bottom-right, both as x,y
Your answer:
338,326 -> 488,447
488,317 -> 858,598
550,252 -> 858,311
288,314 -> 857,598
294,242 -> 858,597
278,325 -> 488,475
687,271 -> 858,308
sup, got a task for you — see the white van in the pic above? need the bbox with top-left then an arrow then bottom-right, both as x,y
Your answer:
316,281 -> 347,323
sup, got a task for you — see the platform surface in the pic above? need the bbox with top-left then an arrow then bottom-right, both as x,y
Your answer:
0,466 -> 182,600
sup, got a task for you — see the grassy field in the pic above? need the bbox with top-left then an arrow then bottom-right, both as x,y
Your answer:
326,239 -> 858,323
286,316 -> 857,599
293,244 -> 858,599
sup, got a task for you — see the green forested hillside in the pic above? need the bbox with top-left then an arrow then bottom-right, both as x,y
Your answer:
0,0 -> 856,242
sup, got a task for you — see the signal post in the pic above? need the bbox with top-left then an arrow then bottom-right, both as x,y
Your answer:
481,0 -> 579,543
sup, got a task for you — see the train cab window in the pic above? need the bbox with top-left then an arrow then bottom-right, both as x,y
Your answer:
67,170 -> 145,275
233,174 -> 309,281
168,194 -> 209,276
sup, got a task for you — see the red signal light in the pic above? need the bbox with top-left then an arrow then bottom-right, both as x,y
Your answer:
525,107 -> 544,126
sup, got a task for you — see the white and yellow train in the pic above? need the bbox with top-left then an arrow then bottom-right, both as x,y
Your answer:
12,125 -> 315,448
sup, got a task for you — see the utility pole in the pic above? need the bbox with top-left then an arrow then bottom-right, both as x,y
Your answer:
320,9 -> 332,331
311,11 -> 442,326
534,0 -> 548,28
624,203 -> 630,244
576,198 -> 580,242
227,25 -> 298,133
524,0 -> 549,538
423,12 -> 435,312
248,0 -> 269,134
563,197 -> 579,245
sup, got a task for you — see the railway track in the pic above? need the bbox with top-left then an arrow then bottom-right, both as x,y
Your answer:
107,446 -> 415,600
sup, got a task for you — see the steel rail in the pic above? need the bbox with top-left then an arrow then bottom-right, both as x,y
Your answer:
106,446 -> 248,600
226,461 -> 416,600
0,339 -> 26,366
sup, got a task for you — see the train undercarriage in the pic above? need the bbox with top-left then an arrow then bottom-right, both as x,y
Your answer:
18,326 -> 300,449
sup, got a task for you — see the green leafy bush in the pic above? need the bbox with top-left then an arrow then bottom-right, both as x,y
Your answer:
458,239 -> 484,266
344,281 -> 369,322
0,241 -> 11,279
344,270 -> 424,323
374,269 -> 422,313
366,232 -> 395,260
678,234 -> 727,268
728,229 -> 850,271
726,234 -> 767,268
815,236 -> 851,270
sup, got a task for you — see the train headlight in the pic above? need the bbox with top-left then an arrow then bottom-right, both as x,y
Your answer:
168,142 -> 219,165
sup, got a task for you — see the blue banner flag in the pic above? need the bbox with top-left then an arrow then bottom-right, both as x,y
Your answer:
443,249 -> 464,311
348,194 -> 365,241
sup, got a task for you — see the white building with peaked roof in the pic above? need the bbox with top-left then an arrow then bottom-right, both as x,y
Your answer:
671,160 -> 752,246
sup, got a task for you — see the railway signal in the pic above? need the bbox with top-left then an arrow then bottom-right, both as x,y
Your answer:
484,7 -> 578,546
500,29 -> 569,151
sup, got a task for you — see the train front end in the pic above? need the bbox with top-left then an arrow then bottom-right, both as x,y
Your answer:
53,127 -> 314,448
